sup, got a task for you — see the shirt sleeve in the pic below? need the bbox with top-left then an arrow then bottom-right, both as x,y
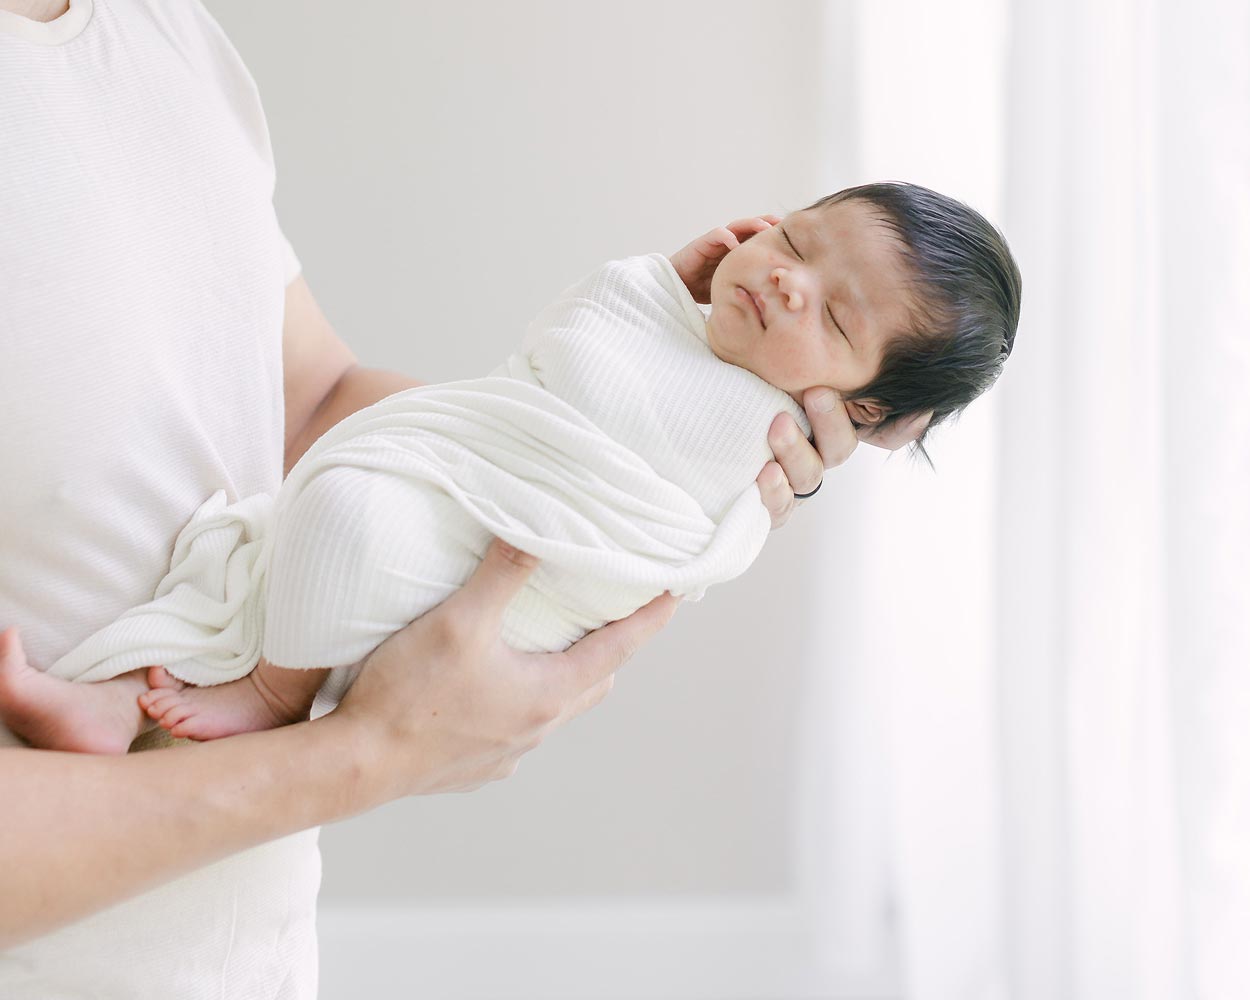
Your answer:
276,215 -> 302,285
172,0 -> 302,284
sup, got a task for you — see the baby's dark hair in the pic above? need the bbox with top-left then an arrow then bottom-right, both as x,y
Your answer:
806,181 -> 1021,469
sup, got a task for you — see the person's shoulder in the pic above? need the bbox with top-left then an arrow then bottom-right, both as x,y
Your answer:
121,0 -> 277,172
113,0 -> 229,60
116,0 -> 259,102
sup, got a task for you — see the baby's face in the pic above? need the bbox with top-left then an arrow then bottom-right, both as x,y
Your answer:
705,198 -> 918,426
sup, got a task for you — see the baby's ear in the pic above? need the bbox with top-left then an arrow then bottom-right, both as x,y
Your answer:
865,409 -> 933,452
847,399 -> 887,426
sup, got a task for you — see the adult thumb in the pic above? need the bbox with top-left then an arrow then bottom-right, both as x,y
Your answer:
454,538 -> 540,624
0,626 -> 25,664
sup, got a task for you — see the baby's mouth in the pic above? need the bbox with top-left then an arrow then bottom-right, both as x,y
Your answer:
751,292 -> 768,328
737,285 -> 766,328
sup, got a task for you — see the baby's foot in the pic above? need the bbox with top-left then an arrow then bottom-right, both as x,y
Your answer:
138,663 -> 320,741
0,627 -> 151,754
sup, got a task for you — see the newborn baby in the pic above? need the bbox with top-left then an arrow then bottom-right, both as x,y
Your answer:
0,181 -> 1021,753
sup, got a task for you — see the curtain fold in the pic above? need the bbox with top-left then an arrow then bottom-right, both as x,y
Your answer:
1156,1 -> 1250,994
826,0 -> 1250,995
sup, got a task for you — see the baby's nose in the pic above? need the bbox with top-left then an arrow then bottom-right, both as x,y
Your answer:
770,267 -> 806,311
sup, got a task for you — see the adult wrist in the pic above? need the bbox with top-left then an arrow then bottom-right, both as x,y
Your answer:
305,709 -> 421,816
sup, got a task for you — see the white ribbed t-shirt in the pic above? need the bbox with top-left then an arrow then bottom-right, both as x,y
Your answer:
0,1 -> 318,996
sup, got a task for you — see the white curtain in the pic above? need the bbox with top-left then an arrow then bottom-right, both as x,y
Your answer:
811,0 -> 1250,996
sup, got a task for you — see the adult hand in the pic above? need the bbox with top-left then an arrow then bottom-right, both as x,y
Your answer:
669,215 -> 781,303
758,389 -> 933,529
330,538 -> 680,802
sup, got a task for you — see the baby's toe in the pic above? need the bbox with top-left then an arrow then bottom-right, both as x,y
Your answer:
140,689 -> 180,721
146,666 -> 186,692
156,702 -> 195,732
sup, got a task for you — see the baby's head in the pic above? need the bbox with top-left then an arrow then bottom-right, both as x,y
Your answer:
705,181 -> 1021,466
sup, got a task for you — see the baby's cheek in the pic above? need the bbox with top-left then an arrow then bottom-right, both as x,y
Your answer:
760,340 -> 822,392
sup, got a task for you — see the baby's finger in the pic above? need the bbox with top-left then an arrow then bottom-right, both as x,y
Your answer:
696,227 -> 740,258
802,387 -> 859,469
724,216 -> 778,241
768,413 -> 825,494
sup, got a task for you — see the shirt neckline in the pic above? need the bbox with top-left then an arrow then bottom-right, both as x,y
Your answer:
0,0 -> 94,45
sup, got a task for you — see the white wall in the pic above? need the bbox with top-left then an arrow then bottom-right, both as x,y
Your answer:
204,0 -> 865,910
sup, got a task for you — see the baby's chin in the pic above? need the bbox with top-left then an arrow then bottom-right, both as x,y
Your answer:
703,313 -> 777,386
702,311 -> 734,365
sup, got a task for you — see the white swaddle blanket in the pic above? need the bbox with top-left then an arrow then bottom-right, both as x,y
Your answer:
48,254 -> 809,710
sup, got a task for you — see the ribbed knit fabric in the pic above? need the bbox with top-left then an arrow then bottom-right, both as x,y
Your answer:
49,255 -> 810,709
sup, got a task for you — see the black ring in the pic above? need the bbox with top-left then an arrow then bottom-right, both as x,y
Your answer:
795,431 -> 822,498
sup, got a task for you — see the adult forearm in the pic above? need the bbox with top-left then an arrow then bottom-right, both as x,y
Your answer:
284,365 -> 424,476
0,711 -> 377,948
1,537 -> 680,947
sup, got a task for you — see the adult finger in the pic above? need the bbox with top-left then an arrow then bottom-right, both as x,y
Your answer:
0,625 -> 42,673
801,387 -> 859,469
756,461 -> 794,529
767,413 -> 825,495
558,674 -> 616,725
551,591 -> 680,698
450,538 -> 540,625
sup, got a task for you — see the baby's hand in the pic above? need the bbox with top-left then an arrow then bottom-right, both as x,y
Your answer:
669,216 -> 781,304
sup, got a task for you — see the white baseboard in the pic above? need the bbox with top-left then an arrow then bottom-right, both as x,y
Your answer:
317,895 -> 898,999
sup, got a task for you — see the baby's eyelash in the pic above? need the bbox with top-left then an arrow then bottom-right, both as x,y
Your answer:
781,228 -> 802,259
784,227 -> 847,342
